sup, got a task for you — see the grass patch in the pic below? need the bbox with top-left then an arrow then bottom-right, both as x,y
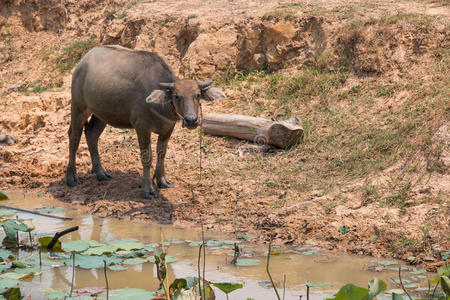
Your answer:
379,12 -> 433,26
262,8 -> 297,22
157,15 -> 176,25
54,37 -> 98,73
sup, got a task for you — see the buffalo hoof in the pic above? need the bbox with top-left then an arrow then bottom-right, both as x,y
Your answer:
141,189 -> 158,199
157,177 -> 173,189
96,171 -> 113,182
66,175 -> 82,187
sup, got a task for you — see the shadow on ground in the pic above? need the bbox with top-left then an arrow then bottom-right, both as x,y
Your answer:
46,170 -> 174,224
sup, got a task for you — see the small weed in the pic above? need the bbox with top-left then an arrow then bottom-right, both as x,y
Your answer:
187,14 -> 198,20
105,10 -> 116,21
262,8 -> 296,22
362,184 -> 379,205
386,182 -> 411,208
157,15 -> 176,25
54,37 -> 98,73
30,80 -> 51,93
117,12 -> 127,19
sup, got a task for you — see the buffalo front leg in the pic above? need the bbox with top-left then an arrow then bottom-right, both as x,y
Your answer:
85,115 -> 112,181
136,128 -> 158,199
155,130 -> 174,189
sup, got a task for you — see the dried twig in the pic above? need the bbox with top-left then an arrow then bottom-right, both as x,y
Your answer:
48,226 -> 79,250
398,267 -> 412,300
39,247 -> 42,268
266,239 -> 281,300
283,274 -> 286,300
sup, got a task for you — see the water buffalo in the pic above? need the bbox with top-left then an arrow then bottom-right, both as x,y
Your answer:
66,45 -> 224,199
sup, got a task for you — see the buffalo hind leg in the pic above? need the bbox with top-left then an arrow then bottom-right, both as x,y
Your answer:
66,111 -> 88,187
85,115 -> 112,181
136,127 -> 158,199
155,130 -> 173,189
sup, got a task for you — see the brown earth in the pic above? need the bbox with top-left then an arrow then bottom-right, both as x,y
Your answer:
0,0 -> 449,269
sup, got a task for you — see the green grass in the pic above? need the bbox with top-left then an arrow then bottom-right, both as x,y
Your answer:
54,37 -> 98,73
157,15 -> 176,25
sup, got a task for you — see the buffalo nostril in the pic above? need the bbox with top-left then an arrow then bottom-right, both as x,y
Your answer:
185,116 -> 198,124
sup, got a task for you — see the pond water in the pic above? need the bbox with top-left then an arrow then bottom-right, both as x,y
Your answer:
1,191 -> 435,299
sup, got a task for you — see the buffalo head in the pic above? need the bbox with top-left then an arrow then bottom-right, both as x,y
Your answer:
146,79 -> 225,129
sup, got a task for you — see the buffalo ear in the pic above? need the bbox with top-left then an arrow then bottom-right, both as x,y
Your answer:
145,89 -> 168,104
201,87 -> 226,102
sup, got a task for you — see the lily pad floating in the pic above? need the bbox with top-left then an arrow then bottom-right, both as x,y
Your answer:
385,289 -> 404,295
0,263 -> 11,273
0,249 -> 14,261
83,240 -> 104,248
402,283 -> 418,288
223,240 -> 240,245
188,241 -> 203,247
378,260 -> 397,266
206,240 -> 223,247
210,246 -> 231,250
0,271 -> 34,280
213,282 -> 243,294
122,257 -> 146,265
409,269 -> 426,275
258,281 -> 273,288
116,249 -> 149,259
0,278 -> 19,292
97,287 -> 156,300
64,255 -> 122,269
108,265 -> 128,271
34,207 -> 66,214
391,279 -> 410,284
0,191 -> 9,201
235,258 -> 260,267
147,255 -> 178,264
236,233 -> 253,241
111,241 -> 145,251
305,281 -> 333,287
14,267 -> 41,276
2,218 -> 35,239
82,244 -> 119,256
11,260 -> 26,268
0,209 -> 15,217
302,250 -> 317,256
62,240 -> 90,253
414,287 -> 429,291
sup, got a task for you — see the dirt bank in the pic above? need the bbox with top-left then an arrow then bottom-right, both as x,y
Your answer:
0,0 -> 449,269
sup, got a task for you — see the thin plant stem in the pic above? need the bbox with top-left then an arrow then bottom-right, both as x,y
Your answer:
104,260 -> 109,300
266,239 -> 281,300
306,286 -> 310,300
160,229 -> 170,300
39,247 -> 42,268
198,244 -> 203,299
283,274 -> 286,300
201,218 -> 206,300
398,267 -> 412,300
70,252 -> 75,297
432,279 -> 440,298
28,232 -> 32,247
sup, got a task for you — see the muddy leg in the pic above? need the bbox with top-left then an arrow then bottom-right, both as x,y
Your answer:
66,112 -> 87,187
136,128 -> 158,199
155,130 -> 174,189
85,115 -> 112,181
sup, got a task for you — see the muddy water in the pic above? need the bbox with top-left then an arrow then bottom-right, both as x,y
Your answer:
2,191 -> 432,299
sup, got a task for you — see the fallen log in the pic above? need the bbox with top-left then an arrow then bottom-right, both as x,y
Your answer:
202,113 -> 303,149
